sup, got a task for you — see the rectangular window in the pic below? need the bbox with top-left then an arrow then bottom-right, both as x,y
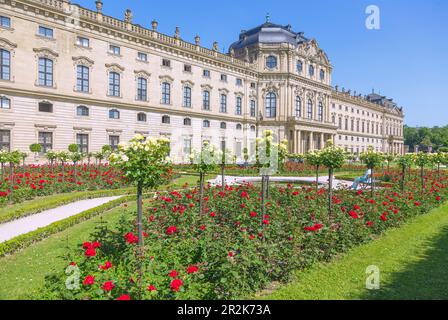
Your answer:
76,134 -> 89,153
220,74 -> 227,82
250,82 -> 256,89
236,78 -> 243,86
221,140 -> 226,152
183,87 -> 192,107
236,142 -> 242,157
109,135 -> 120,151
202,91 -> 210,110
109,72 -> 120,97
184,64 -> 192,72
250,100 -> 256,117
162,83 -> 171,104
183,139 -> 192,156
235,97 -> 242,115
137,77 -> 147,101
38,102 -> 53,113
0,16 -> 11,28
109,45 -> 121,55
39,26 -> 53,38
38,58 -> 53,87
76,65 -> 89,92
162,59 -> 171,67
137,52 -> 148,62
0,130 -> 10,151
38,132 -> 53,154
0,49 -> 10,80
76,37 -> 90,48
203,69 -> 210,78
220,94 -> 227,113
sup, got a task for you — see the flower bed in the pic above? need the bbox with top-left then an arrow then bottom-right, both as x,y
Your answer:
40,170 -> 446,300
0,164 -> 131,207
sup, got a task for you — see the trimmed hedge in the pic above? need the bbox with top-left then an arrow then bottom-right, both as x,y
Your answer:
0,195 -> 133,258
0,188 -> 134,225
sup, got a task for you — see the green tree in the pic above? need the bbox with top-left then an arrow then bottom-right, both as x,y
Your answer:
360,147 -> 385,197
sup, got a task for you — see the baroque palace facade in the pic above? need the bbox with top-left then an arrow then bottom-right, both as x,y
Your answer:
0,0 -> 405,163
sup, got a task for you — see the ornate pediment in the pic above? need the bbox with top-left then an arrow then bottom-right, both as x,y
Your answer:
33,47 -> 59,59
181,80 -> 195,87
72,56 -> 94,67
159,75 -> 174,83
134,70 -> 151,79
0,38 -> 17,50
294,86 -> 305,97
201,84 -> 213,91
105,63 -> 125,72
297,39 -> 330,66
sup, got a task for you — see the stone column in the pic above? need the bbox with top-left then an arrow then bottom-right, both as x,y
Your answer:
309,132 -> 314,151
320,133 -> 325,150
297,130 -> 302,154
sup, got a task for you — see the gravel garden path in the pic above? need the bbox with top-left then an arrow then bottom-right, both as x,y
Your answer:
208,175 -> 354,189
0,196 -> 122,243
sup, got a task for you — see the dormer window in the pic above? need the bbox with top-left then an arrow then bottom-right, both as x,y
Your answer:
266,55 -> 277,69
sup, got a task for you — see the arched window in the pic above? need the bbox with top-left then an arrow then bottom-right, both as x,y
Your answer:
202,90 -> 210,110
320,69 -> 325,81
265,92 -> 277,118
307,99 -> 313,119
137,77 -> 147,101
137,112 -> 147,122
38,57 -> 53,87
203,120 -> 210,128
109,109 -> 120,119
318,102 -> 324,122
183,86 -> 192,107
220,122 -> 227,129
108,72 -> 120,97
0,49 -> 10,81
183,118 -> 191,126
220,94 -> 227,113
295,96 -> 302,117
250,125 -> 256,132
162,82 -> 171,104
266,55 -> 277,69
76,105 -> 89,116
250,100 -> 256,117
162,115 -> 170,124
296,60 -> 303,73
309,65 -> 315,77
235,96 -> 242,115
0,96 -> 11,109
236,124 -> 242,130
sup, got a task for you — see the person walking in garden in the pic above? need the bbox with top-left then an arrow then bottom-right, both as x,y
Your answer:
351,168 -> 372,190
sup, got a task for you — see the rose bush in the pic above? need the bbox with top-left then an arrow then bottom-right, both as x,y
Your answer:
40,167 -> 447,300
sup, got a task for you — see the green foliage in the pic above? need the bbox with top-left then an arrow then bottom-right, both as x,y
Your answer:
305,151 -> 322,167
414,152 -> 430,168
404,125 -> 448,152
46,150 -> 58,162
109,134 -> 172,189
319,144 -> 346,170
190,141 -> 218,174
68,144 -> 79,153
360,147 -> 384,169
396,154 -> 414,170
29,143 -> 42,153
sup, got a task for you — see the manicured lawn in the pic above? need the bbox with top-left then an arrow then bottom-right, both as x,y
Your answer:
261,202 -> 448,300
0,202 -> 135,300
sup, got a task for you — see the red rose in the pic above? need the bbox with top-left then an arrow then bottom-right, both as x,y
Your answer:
199,225 -> 206,231
166,226 -> 177,235
116,294 -> 131,300
353,205 -> 361,210
125,232 -> 139,244
263,219 -> 269,225
187,265 -> 199,274
436,196 -> 442,201
100,261 -> 113,271
349,211 -> 359,219
209,212 -> 216,217
414,201 -> 421,206
83,275 -> 95,286
85,247 -> 96,257
169,270 -> 178,278
82,242 -> 92,249
366,221 -> 374,227
170,279 -> 183,292
102,281 -> 115,292
250,212 -> 257,218
148,285 -> 157,292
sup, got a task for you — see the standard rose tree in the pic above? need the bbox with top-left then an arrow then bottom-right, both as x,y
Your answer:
360,147 -> 385,197
109,134 -> 171,246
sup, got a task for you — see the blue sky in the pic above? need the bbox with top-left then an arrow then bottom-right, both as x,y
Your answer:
74,0 -> 448,127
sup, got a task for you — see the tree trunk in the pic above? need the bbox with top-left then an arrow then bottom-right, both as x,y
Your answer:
221,164 -> 225,192
266,175 -> 270,199
401,166 -> 405,192
137,182 -> 144,246
199,172 -> 204,215
328,168 -> 333,219
261,175 -> 266,224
